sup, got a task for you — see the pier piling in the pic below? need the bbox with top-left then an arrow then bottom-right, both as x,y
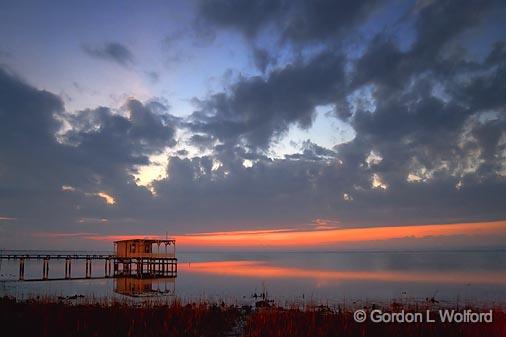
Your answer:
19,257 -> 25,280
42,257 -> 49,280
2,238 -> 177,282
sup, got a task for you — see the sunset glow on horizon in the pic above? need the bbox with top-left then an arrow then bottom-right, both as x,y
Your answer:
0,0 -> 505,252
34,220 -> 506,250
174,221 -> 506,247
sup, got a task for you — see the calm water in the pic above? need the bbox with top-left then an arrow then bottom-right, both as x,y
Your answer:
1,250 -> 505,306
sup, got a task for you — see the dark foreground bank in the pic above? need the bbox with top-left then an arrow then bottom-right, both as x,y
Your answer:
0,297 -> 505,337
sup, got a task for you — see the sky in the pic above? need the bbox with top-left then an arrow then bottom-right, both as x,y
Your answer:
0,0 -> 505,250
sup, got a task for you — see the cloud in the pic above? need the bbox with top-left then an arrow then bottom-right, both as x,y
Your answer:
188,52 -> 346,149
174,0 -> 506,229
145,71 -> 160,83
1,0 -> 506,249
252,47 -> 275,73
352,0 -> 500,90
82,42 -> 135,67
0,67 -> 176,233
197,0 -> 284,39
280,0 -> 379,45
197,0 -> 379,45
285,140 -> 337,161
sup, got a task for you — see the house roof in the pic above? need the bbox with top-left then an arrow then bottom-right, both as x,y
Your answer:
114,238 -> 175,244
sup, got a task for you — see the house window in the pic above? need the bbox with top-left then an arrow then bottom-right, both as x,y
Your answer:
145,244 -> 150,253
130,243 -> 136,253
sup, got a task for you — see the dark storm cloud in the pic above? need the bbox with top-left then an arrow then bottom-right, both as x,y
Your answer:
188,134 -> 216,150
64,100 -> 176,166
411,0 -> 493,61
180,0 -> 506,227
352,0 -> 505,91
197,0 -> 379,45
83,42 -> 135,67
324,0 -> 506,223
0,67 -> 176,231
189,52 -> 346,149
252,47 -> 275,73
346,0 -> 506,171
197,0 -> 285,39
151,126 -> 506,230
151,151 -> 340,228
285,140 -> 337,161
455,42 -> 506,112
1,0 -> 506,243
280,0 -> 379,44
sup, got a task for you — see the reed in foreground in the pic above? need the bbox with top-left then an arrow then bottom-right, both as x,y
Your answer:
1,297 -> 505,337
244,306 -> 506,337
0,297 -> 240,337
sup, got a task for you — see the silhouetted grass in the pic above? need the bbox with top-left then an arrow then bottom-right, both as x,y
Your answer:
0,296 -> 240,337
243,305 -> 506,337
1,296 -> 504,337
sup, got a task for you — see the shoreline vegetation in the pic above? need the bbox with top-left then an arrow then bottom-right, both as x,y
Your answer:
1,296 -> 505,337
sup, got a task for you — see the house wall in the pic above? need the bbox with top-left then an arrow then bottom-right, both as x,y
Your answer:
115,241 -> 153,258
116,241 -> 128,257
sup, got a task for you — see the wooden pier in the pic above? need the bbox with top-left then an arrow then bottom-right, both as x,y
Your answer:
0,239 -> 177,281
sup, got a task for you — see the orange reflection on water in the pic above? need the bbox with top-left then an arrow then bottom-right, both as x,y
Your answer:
180,260 -> 506,285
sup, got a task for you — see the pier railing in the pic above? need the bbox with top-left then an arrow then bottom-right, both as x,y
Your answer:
0,253 -> 177,281
116,252 -> 176,259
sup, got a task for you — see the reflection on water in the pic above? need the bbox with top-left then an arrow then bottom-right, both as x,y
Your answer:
114,277 -> 175,297
1,250 -> 506,305
181,260 -> 506,285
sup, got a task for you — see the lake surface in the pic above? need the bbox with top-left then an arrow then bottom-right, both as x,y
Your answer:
1,250 -> 505,306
